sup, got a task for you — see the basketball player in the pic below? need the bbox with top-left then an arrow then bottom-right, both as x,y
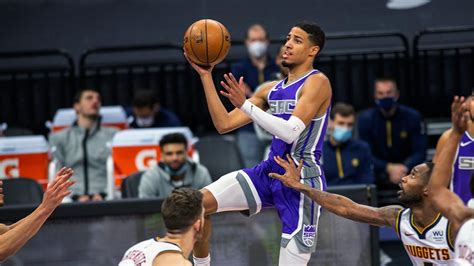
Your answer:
427,96 -> 474,265
433,94 -> 474,204
119,188 -> 204,266
185,22 -> 331,265
0,167 -> 75,261
270,156 -> 455,265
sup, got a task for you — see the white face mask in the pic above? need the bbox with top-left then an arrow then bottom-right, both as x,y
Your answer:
248,41 -> 268,58
135,116 -> 154,127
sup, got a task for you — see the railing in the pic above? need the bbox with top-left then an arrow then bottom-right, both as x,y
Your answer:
413,26 -> 474,117
0,49 -> 75,135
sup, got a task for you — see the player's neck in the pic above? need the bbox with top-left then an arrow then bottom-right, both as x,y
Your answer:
287,64 -> 314,83
410,201 -> 439,228
162,232 -> 195,258
468,123 -> 474,136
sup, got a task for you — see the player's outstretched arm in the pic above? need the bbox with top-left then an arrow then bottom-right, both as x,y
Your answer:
428,96 -> 474,233
184,52 -> 270,134
269,155 -> 401,228
0,168 -> 74,262
221,72 -> 331,144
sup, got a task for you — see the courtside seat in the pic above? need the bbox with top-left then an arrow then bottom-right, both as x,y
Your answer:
2,177 -> 43,205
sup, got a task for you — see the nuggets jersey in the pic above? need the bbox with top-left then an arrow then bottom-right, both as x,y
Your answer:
396,209 -> 454,265
267,69 -> 330,169
453,219 -> 474,265
452,132 -> 474,204
119,238 -> 182,266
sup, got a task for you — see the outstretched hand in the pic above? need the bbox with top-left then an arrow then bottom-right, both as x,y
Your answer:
183,51 -> 214,76
219,73 -> 247,108
451,96 -> 471,135
41,167 -> 75,212
268,154 -> 304,189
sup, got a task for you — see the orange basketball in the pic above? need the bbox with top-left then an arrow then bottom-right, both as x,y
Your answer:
183,19 -> 231,66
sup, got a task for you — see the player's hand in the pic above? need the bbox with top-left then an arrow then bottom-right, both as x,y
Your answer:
387,163 -> 407,184
40,167 -> 75,212
0,180 -> 4,207
451,96 -> 471,135
220,73 -> 247,108
269,154 -> 304,189
183,51 -> 214,76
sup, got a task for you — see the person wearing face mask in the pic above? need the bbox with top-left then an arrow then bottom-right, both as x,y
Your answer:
130,90 -> 181,129
357,77 -> 427,191
138,133 -> 211,199
322,103 -> 374,186
231,24 -> 280,168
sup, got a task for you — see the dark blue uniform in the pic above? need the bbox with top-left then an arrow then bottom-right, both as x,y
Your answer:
357,104 -> 427,179
322,139 -> 375,186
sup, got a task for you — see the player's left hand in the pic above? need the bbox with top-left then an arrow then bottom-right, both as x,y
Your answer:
269,154 -> 303,189
451,96 -> 471,135
220,73 -> 247,108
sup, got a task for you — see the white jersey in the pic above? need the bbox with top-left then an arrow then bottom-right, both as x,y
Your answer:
119,238 -> 182,266
453,219 -> 474,265
395,209 -> 454,265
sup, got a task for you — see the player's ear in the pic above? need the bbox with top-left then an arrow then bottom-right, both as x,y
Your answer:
309,45 -> 320,57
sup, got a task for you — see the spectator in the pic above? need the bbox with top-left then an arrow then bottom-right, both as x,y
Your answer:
0,168 -> 74,262
357,77 -> 426,188
231,24 -> 280,167
322,103 -> 374,186
138,133 -> 211,199
49,89 -> 117,202
129,90 -> 181,128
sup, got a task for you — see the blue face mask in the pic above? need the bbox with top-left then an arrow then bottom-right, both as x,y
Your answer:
332,126 -> 352,143
375,97 -> 397,111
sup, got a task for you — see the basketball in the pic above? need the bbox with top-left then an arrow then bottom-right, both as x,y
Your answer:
183,19 -> 231,66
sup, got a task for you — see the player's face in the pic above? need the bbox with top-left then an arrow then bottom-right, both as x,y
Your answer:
374,81 -> 398,100
74,90 -> 101,117
282,27 -> 318,68
398,164 -> 428,206
161,143 -> 187,170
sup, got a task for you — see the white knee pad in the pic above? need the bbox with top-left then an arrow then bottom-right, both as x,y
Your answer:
279,238 -> 311,266
204,171 -> 249,213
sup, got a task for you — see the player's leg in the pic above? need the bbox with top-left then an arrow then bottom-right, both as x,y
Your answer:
275,167 -> 325,265
193,169 -> 265,266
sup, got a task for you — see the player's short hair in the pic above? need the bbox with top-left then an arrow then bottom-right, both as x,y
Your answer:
161,188 -> 203,232
294,22 -> 325,53
159,133 -> 187,149
132,90 -> 158,109
330,102 -> 355,120
73,88 -> 100,104
245,24 -> 269,40
421,161 -> 435,184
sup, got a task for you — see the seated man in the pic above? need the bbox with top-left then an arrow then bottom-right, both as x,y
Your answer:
49,88 -> 118,202
322,103 -> 374,186
120,188 -> 204,266
139,133 -> 211,199
129,90 -> 181,128
0,168 -> 74,261
357,77 -> 426,189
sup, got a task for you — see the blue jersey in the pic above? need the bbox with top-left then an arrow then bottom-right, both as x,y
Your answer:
267,69 -> 330,168
452,132 -> 474,203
